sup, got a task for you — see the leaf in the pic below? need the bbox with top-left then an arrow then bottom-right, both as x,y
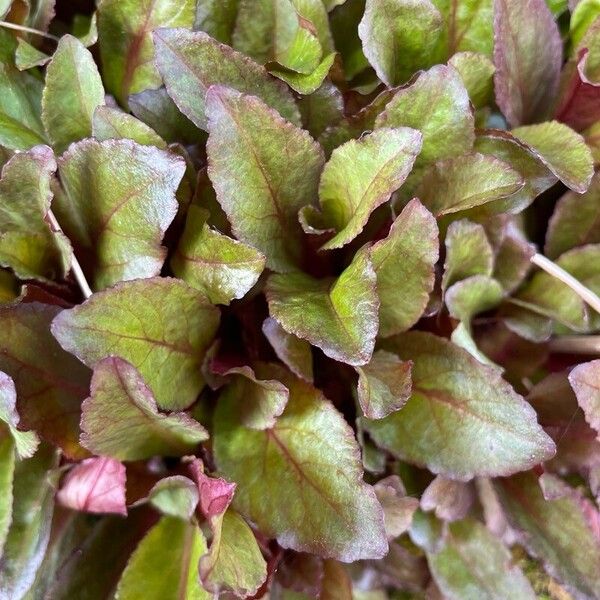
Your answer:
371,198 -> 439,336
0,303 -> 90,458
0,31 -> 46,150
92,105 -> 167,148
511,121 -> 594,193
432,0 -> 494,58
445,275 -> 504,323
329,0 -> 369,79
269,52 -> 337,94
41,35 -> 105,153
15,39 -> 50,70
358,0 -> 442,86
128,86 -> 206,144
0,436 -> 14,556
97,0 -> 196,105
493,0 -> 562,127
195,0 -> 240,44
266,248 -> 378,366
0,372 -> 39,460
473,129 -> 558,214
426,518 -> 536,600
375,64 -> 474,166
315,127 -> 422,249
495,472 -> 600,599
199,509 -> 268,597
214,364 -> 388,561
448,51 -> 495,108
171,205 -> 266,305
153,28 -> 300,131
297,80 -> 344,139
373,475 -> 419,538
364,331 -> 556,480
416,153 -> 524,217
569,360 -> 600,439
545,174 -> 600,258
80,357 -> 208,461
356,350 -> 413,420
233,0 -> 323,73
57,456 -> 127,516
420,476 -> 473,522
215,365 -> 289,430
115,516 -> 210,600
0,145 -> 71,283
51,277 -> 220,411
262,317 -> 314,382
134,476 -> 199,520
205,85 -> 324,272
189,460 -> 236,521
442,219 -> 494,292
54,138 -> 185,290
0,445 -> 57,600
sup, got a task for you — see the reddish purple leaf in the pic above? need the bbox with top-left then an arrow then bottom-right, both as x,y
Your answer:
189,459 -> 236,520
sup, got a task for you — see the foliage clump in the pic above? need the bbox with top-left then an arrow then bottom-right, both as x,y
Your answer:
0,0 -> 600,598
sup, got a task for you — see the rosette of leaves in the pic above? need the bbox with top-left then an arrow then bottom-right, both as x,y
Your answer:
1,0 -> 600,598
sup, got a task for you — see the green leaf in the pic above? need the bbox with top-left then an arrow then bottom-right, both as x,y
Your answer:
0,269 -> 18,304
473,129 -> 557,214
172,205 -> 266,305
0,31 -> 46,150
297,80 -> 344,139
0,145 -> 71,281
80,357 -> 208,461
375,65 -> 474,166
214,364 -> 388,560
442,219 -> 494,292
195,0 -> 240,44
569,359 -> 600,439
41,35 -> 105,154
97,0 -> 196,105
135,476 -> 199,520
262,317 -> 314,382
0,372 -> 39,460
54,138 -> 185,291
266,248 -> 378,366
51,277 -> 220,411
511,121 -> 594,193
356,350 -> 412,419
153,28 -> 300,131
115,515 -> 210,600
0,435 -> 14,557
216,365 -> 289,430
358,0 -> 443,86
315,127 -> 422,249
15,39 -> 50,70
92,106 -> 167,148
431,0 -> 494,58
129,87 -> 206,144
515,245 -> 600,331
570,0 -> 600,48
330,0 -> 369,79
0,444 -> 57,599
364,331 -> 556,480
233,0 -> 323,73
493,0 -> 562,127
545,173 -> 600,258
446,275 -> 504,323
448,51 -> 495,108
0,303 -> 90,458
495,472 -> 600,599
371,199 -> 439,336
200,509 -> 268,597
426,518 -> 536,600
270,52 -> 336,94
205,86 -> 324,272
416,153 -> 524,217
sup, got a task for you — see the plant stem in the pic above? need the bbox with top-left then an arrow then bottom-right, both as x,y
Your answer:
549,336 -> 600,355
531,253 -> 600,316
0,20 -> 60,41
47,210 -> 92,299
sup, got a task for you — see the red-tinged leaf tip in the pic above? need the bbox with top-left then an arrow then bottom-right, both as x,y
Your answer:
57,456 -> 127,516
189,459 -> 236,520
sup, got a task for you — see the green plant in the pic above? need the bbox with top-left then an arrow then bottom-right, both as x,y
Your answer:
0,0 -> 600,598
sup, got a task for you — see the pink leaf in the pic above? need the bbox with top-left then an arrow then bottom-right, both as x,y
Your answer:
189,459 -> 235,520
57,456 -> 127,516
